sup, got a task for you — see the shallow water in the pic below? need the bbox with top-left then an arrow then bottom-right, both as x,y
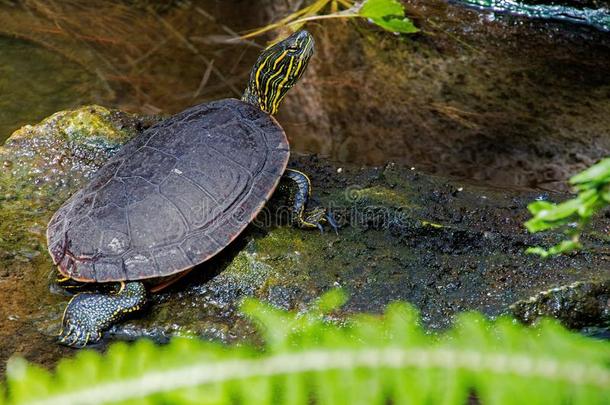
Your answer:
0,37 -> 105,142
457,0 -> 610,31
1,0 -> 609,191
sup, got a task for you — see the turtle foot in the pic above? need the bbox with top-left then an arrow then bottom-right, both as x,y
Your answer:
280,169 -> 339,234
298,206 -> 339,235
58,281 -> 147,348
59,315 -> 102,348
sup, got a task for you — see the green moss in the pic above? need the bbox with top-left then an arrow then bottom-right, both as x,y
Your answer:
256,227 -> 313,260
0,106 -> 140,263
421,220 -> 444,228
354,185 -> 413,209
61,107 -> 132,146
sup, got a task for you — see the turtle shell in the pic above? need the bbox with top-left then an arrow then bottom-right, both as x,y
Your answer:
46,99 -> 289,282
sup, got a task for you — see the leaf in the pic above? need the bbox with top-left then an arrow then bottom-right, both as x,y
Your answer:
360,0 -> 404,18
534,198 -> 581,222
526,200 -> 556,215
577,193 -> 599,218
569,157 -> 610,186
524,158 -> 610,256
3,291 -> 610,405
359,0 -> 419,33
526,240 -> 582,258
602,184 -> 610,202
524,217 -> 566,233
309,288 -> 347,315
549,239 -> 582,255
525,246 -> 551,258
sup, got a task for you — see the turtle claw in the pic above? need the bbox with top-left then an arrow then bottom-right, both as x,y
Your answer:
326,212 -> 339,235
58,322 -> 75,344
59,307 -> 101,348
317,222 -> 324,234
299,207 -> 339,235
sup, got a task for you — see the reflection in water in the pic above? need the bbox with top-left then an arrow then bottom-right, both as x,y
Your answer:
0,37 -> 106,142
0,1 -> 261,129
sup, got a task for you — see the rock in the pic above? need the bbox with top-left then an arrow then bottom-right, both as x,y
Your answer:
276,0 -> 610,191
0,106 -> 156,375
510,280 -> 610,329
0,107 -> 608,374
0,105 -> 155,261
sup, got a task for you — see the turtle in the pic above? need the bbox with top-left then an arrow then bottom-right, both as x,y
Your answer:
46,30 -> 335,347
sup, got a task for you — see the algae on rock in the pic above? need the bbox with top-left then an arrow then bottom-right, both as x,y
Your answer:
0,106 -> 608,374
0,106 -> 150,262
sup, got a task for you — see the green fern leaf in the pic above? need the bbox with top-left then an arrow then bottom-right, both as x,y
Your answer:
3,291 -> 609,405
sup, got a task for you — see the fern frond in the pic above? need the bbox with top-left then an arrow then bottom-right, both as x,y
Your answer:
4,292 -> 610,405
525,157 -> 610,256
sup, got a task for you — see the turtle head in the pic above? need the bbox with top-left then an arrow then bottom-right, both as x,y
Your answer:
242,30 -> 314,115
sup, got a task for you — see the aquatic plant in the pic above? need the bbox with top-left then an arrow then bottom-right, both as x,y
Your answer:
3,290 -> 609,404
241,0 -> 418,39
525,157 -> 610,257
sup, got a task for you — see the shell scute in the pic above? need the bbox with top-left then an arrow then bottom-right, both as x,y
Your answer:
123,251 -> 157,278
127,194 -> 188,248
159,172 -> 215,230
117,146 -> 177,185
47,99 -> 289,282
153,247 -> 193,273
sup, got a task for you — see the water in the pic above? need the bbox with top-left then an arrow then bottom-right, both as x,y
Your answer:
458,0 -> 610,31
0,36 -> 105,142
1,1 -> 609,191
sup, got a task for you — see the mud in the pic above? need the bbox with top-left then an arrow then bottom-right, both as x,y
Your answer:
0,107 -> 608,377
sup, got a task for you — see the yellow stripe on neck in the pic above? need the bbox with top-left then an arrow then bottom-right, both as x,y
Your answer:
271,56 -> 295,114
263,51 -> 289,108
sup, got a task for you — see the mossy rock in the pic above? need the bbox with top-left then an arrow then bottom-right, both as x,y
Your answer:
0,106 -> 153,262
0,107 -> 608,373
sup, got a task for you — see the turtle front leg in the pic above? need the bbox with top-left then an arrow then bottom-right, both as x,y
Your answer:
59,281 -> 147,348
282,169 -> 338,233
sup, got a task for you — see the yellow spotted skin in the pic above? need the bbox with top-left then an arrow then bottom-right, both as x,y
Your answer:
282,169 -> 338,233
284,169 -> 312,225
242,30 -> 314,115
59,282 -> 147,347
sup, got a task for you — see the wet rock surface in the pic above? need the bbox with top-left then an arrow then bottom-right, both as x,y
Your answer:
277,0 -> 610,191
0,107 -> 608,376
510,280 -> 610,330
0,106 -> 156,375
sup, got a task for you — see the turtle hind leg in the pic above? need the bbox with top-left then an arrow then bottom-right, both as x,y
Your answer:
59,281 -> 147,348
282,169 -> 338,234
